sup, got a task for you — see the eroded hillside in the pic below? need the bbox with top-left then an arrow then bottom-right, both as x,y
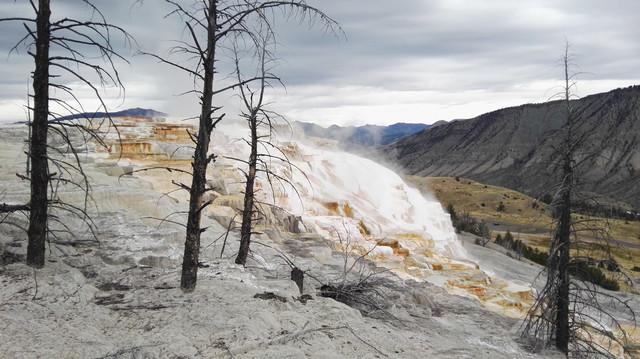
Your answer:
386,86 -> 640,209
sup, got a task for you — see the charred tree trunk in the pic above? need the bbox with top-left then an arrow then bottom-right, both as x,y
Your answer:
554,160 -> 572,354
235,111 -> 258,265
26,0 -> 51,268
521,42 -> 636,358
233,36 -> 269,266
180,0 -> 218,292
3,0 -> 130,267
554,51 -> 574,355
153,0 -> 338,290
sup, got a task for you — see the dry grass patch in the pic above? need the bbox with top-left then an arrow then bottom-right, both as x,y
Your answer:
407,176 -> 640,285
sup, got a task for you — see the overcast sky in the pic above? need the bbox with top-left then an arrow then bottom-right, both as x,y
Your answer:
1,0 -> 639,126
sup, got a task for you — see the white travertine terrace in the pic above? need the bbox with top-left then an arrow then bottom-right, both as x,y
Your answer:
97,117 -> 536,317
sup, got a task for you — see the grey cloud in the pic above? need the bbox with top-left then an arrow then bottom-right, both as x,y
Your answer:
1,0 -> 639,125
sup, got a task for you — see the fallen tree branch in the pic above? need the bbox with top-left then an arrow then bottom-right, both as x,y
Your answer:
109,304 -> 170,311
0,203 -> 29,213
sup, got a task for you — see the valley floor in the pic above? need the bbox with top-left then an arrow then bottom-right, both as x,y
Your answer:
409,176 -> 640,290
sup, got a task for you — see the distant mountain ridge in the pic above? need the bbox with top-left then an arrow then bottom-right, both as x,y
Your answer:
295,121 -> 430,148
57,107 -> 167,121
385,85 -> 640,209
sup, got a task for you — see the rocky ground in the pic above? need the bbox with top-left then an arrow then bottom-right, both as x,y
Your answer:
0,224 -> 561,358
0,124 -> 591,358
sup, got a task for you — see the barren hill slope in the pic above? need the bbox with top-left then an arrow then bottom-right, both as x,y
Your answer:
386,86 -> 640,209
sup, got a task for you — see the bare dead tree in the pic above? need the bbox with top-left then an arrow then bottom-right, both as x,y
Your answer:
233,35 -> 272,266
231,30 -> 305,265
146,0 -> 339,291
229,24 -> 325,267
1,0 -> 131,267
521,43 -> 636,358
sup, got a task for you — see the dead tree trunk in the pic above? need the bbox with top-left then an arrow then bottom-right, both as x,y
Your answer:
181,0 -> 218,291
26,0 -> 51,268
234,35 -> 269,266
151,0 -> 339,289
522,43 -> 636,357
235,109 -> 258,265
2,1 -> 130,267
553,49 -> 574,354
554,161 -> 572,354
232,21 -> 338,265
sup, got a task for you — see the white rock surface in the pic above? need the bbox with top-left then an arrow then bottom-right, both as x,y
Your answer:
0,123 -> 564,358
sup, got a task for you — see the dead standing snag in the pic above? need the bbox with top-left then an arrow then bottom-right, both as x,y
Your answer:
148,0 -> 339,290
1,0 -> 131,267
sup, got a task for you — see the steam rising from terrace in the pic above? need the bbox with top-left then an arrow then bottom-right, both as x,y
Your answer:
99,115 -> 534,316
